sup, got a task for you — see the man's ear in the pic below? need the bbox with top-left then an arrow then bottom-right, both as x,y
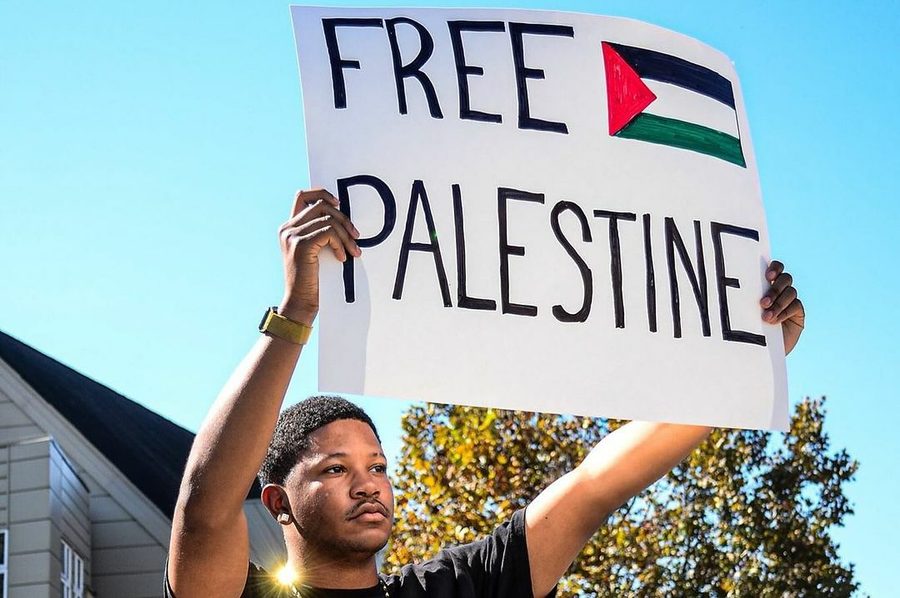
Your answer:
261,483 -> 294,525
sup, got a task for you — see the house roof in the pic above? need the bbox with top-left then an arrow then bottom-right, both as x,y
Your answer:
0,330 -> 261,519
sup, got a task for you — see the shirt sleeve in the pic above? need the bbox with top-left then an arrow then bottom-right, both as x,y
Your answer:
388,508 -> 556,598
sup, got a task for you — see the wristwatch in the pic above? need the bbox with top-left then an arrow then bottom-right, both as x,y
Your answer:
259,307 -> 312,345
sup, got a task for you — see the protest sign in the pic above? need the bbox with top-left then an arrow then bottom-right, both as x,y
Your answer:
290,6 -> 788,430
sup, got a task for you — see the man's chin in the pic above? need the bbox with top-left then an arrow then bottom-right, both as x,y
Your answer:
340,521 -> 393,555
336,537 -> 389,559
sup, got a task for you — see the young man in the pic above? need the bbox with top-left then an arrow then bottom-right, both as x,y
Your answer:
166,190 -> 805,597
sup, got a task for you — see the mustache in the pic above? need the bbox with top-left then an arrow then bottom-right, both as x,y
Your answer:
345,498 -> 389,519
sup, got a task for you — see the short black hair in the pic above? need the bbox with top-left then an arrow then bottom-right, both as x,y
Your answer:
258,395 -> 380,486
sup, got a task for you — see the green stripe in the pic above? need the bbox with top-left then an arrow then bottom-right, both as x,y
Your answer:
616,113 -> 746,167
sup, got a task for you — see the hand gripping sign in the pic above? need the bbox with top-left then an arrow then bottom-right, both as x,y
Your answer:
290,6 -> 788,430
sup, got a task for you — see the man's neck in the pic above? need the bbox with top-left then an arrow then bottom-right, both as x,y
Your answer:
287,549 -> 379,589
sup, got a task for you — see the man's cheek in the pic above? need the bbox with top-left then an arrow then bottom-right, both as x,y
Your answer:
295,487 -> 329,524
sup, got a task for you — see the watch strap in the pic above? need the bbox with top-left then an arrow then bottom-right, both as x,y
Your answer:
259,307 -> 312,345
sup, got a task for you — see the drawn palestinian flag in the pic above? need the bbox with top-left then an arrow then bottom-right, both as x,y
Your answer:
602,41 -> 745,167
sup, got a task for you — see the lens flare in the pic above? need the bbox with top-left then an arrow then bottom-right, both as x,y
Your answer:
276,565 -> 297,586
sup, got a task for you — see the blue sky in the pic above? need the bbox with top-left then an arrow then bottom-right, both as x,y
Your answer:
1,1 -> 897,594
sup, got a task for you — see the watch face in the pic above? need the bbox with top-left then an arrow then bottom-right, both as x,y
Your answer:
259,307 -> 276,332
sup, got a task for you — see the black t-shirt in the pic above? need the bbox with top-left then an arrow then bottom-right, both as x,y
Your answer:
165,509 -> 541,598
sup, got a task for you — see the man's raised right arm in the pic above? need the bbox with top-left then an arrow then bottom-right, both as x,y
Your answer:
167,190 -> 360,597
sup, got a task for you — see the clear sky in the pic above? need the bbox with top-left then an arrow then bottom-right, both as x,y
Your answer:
1,1 -> 897,594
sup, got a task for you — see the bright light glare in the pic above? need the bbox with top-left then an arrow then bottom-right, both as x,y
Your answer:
276,565 -> 297,586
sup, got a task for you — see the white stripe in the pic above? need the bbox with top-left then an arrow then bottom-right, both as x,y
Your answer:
643,81 -> 739,138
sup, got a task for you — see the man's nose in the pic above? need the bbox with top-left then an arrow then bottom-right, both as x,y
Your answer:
350,471 -> 380,497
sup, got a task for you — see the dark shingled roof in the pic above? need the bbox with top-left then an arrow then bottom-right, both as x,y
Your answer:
0,330 -> 261,519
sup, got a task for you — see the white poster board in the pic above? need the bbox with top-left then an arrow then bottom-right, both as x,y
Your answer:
291,6 -> 788,430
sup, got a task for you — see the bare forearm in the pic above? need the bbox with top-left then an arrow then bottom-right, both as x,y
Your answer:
526,421 -> 711,595
579,421 -> 712,512
176,331 -> 304,524
527,261 -> 804,597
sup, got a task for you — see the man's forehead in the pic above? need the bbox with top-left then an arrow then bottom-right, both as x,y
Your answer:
305,419 -> 383,455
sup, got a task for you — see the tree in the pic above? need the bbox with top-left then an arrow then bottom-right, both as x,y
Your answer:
385,397 -> 859,597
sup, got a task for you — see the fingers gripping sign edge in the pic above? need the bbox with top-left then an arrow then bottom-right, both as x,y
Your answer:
290,190 -> 360,240
759,260 -> 806,354
299,217 -> 353,263
292,188 -> 339,217
279,189 -> 364,321
761,272 -> 794,320
765,260 -> 784,283
775,297 -> 805,327
283,190 -> 361,264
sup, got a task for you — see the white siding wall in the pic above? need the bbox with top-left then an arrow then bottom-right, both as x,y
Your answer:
0,435 -> 93,598
1,373 -> 285,597
1,395 -> 55,598
0,376 -> 168,597
0,396 -> 43,446
2,441 -> 50,598
50,440 -> 91,597
82,470 -> 166,598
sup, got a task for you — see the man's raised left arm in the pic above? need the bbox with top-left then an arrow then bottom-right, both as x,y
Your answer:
523,260 -> 804,597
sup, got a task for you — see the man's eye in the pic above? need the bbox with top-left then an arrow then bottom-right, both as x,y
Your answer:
371,464 -> 387,474
325,465 -> 345,474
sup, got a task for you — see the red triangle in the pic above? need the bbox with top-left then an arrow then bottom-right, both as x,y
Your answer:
602,42 -> 657,135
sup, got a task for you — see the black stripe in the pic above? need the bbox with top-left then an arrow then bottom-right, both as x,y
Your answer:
607,42 -> 735,108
